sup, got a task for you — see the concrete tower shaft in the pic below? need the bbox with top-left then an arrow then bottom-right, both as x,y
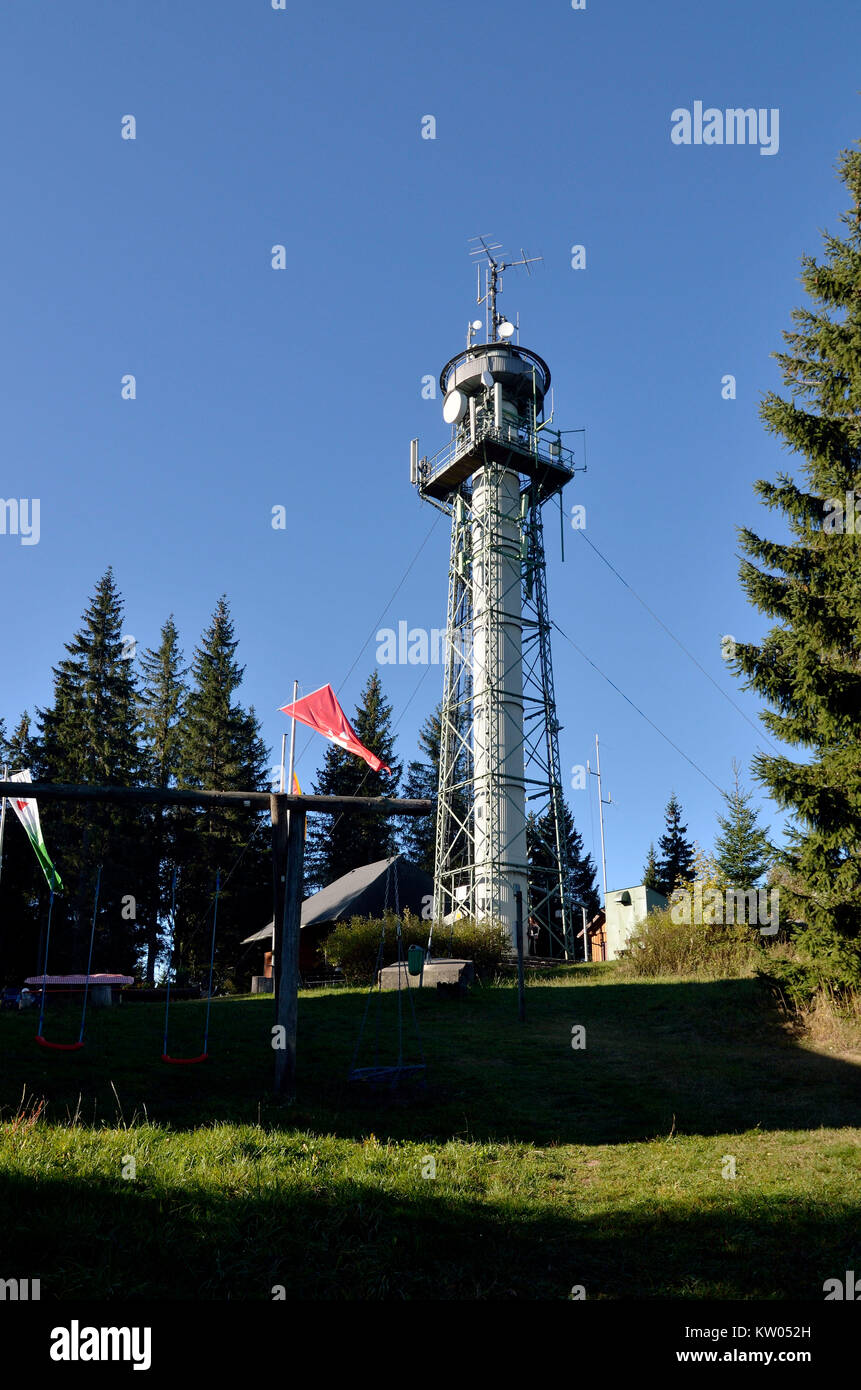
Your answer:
471,460 -> 528,938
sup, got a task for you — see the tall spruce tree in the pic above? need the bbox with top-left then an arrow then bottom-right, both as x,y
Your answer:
138,617 -> 188,982
569,812 -> 601,930
527,799 -> 600,955
33,571 -> 143,974
305,672 -> 402,891
6,713 -> 33,768
714,761 -> 772,889
656,794 -> 696,896
730,143 -> 861,985
399,703 -> 442,875
404,698 -> 471,888
176,598 -> 269,987
643,843 -> 661,893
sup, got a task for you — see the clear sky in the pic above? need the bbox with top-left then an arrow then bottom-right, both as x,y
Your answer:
1,0 -> 858,891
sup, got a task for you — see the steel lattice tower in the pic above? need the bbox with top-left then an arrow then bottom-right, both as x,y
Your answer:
411,246 -> 581,957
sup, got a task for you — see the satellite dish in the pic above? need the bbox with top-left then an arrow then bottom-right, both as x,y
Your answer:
480,370 -> 494,389
498,320 -> 515,339
471,320 -> 482,331
443,388 -> 468,424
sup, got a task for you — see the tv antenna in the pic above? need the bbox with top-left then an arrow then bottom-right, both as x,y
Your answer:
469,235 -> 542,343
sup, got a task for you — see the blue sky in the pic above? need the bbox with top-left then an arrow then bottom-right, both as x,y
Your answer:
1,0 -> 858,891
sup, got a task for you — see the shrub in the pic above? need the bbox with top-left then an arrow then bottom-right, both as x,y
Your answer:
791,985 -> 861,1053
323,912 -> 509,985
616,847 -> 791,980
323,913 -> 423,984
428,918 -> 511,978
616,905 -> 765,980
756,952 -> 861,1008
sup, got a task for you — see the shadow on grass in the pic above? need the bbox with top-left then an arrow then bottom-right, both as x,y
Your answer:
1,975 -> 859,1143
297,975 -> 861,1144
0,1165 -> 858,1300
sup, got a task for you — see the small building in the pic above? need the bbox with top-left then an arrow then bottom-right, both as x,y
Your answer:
602,885 -> 667,960
577,910 -> 607,962
241,854 -> 433,981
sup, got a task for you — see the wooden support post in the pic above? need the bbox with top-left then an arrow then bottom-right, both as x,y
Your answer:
271,794 -> 305,1099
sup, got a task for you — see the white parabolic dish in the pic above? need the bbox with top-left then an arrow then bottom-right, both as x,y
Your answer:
442,388 -> 468,424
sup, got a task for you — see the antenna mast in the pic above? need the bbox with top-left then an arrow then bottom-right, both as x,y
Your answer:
588,735 -> 611,907
469,235 -> 542,342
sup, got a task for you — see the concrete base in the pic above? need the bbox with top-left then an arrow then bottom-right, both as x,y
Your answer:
251,976 -> 274,994
378,958 -> 474,992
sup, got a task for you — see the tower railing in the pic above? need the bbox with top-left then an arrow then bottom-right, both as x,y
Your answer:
419,414 -> 577,498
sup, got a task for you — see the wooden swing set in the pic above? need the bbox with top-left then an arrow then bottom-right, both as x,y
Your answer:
0,780 -> 432,1098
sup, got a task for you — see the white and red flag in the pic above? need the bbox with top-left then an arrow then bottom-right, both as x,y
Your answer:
6,769 -> 64,891
279,685 -> 391,774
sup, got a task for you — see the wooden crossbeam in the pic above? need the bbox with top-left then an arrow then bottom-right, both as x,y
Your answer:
0,782 -> 432,815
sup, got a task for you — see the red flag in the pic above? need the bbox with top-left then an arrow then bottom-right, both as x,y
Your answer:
280,684 -> 391,774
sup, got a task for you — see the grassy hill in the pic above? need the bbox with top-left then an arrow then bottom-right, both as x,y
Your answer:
1,965 -> 859,1299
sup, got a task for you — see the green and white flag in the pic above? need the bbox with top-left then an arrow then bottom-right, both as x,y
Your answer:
6,770 -> 64,892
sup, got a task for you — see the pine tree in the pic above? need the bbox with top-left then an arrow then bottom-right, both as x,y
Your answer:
527,798 -> 599,955
33,571 -> 143,974
714,760 -> 772,889
399,704 -> 441,874
730,143 -> 861,986
643,843 -> 661,893
176,598 -> 269,987
138,617 -> 188,982
7,713 -> 34,769
140,618 -> 187,789
37,571 -> 140,785
656,794 -> 696,896
409,698 -> 471,889
305,672 -> 402,890
568,813 -> 601,922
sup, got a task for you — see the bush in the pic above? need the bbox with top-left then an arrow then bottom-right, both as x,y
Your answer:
323,912 -> 510,986
616,905 -> 765,980
790,985 -> 861,1053
429,918 -> 511,978
756,951 -> 861,1009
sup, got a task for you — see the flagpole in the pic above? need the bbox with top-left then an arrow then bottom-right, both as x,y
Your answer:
286,680 -> 298,795
275,682 -> 300,978
0,762 -> 7,894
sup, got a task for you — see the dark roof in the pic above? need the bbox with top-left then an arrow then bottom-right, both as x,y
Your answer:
241,854 -> 433,943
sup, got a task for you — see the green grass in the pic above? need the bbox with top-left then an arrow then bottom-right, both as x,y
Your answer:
1,965 -> 860,1299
